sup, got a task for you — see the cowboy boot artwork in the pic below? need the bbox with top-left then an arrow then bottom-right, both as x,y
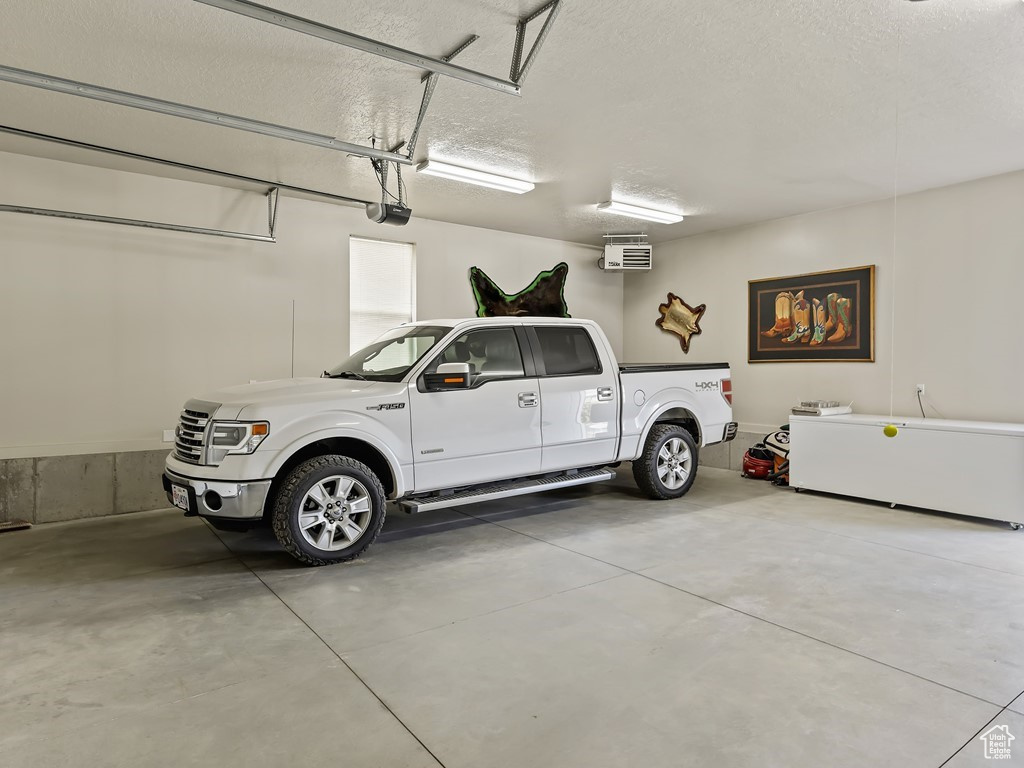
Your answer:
761,291 -> 794,337
782,291 -> 811,343
809,297 -> 827,346
824,292 -> 840,335
827,296 -> 853,343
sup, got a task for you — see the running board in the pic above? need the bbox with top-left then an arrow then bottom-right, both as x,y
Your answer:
398,468 -> 616,514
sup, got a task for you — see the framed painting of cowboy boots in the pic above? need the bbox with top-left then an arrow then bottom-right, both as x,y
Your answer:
748,265 -> 875,363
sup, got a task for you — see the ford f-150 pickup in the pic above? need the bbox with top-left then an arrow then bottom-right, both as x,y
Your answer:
163,318 -> 736,565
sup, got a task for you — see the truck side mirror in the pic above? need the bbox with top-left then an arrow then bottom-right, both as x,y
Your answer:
424,362 -> 472,391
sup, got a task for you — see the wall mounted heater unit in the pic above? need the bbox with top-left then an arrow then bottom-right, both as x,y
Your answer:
599,241 -> 653,271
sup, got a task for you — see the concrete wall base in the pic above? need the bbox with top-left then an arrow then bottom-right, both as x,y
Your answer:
0,450 -> 170,524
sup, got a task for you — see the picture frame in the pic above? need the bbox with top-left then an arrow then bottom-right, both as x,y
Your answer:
748,265 -> 875,363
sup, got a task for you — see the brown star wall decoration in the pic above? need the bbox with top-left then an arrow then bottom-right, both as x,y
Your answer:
656,292 -> 706,353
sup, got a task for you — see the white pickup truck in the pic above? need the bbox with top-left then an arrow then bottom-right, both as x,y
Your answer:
163,318 -> 736,565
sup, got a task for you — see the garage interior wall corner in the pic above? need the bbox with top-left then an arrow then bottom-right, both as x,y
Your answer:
0,150 -> 623,459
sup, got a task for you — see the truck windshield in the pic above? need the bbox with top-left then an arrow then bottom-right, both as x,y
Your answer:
326,325 -> 452,382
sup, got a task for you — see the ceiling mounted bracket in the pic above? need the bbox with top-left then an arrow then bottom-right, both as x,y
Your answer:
603,233 -> 649,246
266,186 -> 279,238
193,0 -> 527,96
190,0 -> 561,161
0,64 -> 413,166
420,35 -> 480,84
406,35 -> 479,160
511,0 -> 562,85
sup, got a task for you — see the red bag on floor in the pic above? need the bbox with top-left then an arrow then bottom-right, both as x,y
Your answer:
741,444 -> 774,479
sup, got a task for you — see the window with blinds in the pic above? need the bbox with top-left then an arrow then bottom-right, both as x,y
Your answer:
349,236 -> 416,353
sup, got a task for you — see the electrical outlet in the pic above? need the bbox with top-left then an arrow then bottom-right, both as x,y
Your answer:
915,384 -> 926,395
162,429 -> 176,443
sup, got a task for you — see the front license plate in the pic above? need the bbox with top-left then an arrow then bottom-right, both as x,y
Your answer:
171,484 -> 191,512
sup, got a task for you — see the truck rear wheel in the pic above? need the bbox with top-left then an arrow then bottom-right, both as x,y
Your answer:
272,455 -> 386,566
633,424 -> 698,500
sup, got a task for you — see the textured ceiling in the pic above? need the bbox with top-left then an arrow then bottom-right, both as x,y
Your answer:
1,0 -> 1023,244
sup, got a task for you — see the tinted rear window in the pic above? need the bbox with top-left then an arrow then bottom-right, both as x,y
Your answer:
534,327 -> 602,376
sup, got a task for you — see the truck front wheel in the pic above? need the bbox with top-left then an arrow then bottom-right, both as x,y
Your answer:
633,424 -> 699,500
271,455 -> 387,566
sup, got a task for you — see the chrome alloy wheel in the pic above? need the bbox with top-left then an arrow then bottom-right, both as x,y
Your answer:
298,475 -> 373,552
657,437 -> 692,490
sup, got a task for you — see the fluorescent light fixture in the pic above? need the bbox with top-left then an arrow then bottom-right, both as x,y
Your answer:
416,160 -> 535,194
596,200 -> 684,224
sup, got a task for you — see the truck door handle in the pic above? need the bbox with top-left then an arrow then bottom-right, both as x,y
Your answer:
597,387 -> 614,401
518,392 -> 538,408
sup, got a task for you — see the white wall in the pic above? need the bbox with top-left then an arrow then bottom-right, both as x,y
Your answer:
0,151 -> 622,459
624,171 -> 1024,433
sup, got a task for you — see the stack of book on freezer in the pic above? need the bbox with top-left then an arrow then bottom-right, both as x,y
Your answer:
790,400 -> 853,417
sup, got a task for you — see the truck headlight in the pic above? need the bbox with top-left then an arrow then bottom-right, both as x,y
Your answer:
206,421 -> 270,464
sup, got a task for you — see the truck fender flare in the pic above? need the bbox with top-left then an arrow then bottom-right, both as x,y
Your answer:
637,393 -> 706,448
267,428 -> 409,497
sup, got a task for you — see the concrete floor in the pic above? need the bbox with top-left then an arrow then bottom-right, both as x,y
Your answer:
2,466 -> 1023,767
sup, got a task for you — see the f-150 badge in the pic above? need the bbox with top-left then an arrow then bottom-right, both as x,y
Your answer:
366,403 -> 406,411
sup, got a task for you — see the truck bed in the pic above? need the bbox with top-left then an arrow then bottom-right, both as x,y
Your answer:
619,362 -> 729,373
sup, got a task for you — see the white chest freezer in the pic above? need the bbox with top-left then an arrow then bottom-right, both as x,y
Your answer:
789,413 -> 1024,526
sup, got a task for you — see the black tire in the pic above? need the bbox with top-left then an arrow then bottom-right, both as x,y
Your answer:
632,424 -> 699,500
271,455 -> 387,566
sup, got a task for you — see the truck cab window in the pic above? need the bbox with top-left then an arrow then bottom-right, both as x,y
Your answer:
533,326 -> 602,376
425,328 -> 525,386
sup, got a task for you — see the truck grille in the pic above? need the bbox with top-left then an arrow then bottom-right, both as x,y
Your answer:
174,408 -> 209,464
